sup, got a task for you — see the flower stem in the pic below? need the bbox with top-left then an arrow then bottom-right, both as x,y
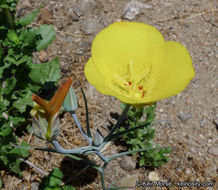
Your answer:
104,104 -> 131,141
98,163 -> 108,190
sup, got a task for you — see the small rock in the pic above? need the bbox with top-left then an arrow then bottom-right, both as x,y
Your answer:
21,0 -> 31,8
39,50 -> 49,63
120,156 -> 136,170
200,118 -> 207,127
38,7 -> 52,24
119,174 -> 138,188
74,5 -> 83,17
205,165 -> 217,178
185,168 -> 192,175
208,144 -> 218,156
122,0 -> 152,20
103,2 -> 112,13
76,41 -> 91,54
66,37 -> 74,43
148,171 -> 160,181
70,12 -> 79,21
178,112 -> 192,122
81,0 -> 97,13
81,20 -> 103,35
31,182 -> 39,190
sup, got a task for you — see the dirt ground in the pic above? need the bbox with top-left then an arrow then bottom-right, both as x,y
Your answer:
1,0 -> 218,189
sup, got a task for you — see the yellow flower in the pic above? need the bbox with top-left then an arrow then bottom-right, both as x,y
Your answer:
31,78 -> 72,140
84,21 -> 195,105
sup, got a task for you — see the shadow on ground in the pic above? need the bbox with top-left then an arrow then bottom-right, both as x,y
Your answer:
60,155 -> 98,187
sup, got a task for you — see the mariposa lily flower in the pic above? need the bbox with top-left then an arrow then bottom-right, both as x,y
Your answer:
31,78 -> 73,140
84,22 -> 195,105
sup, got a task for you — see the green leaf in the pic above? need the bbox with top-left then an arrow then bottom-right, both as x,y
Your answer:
16,9 -> 40,27
13,90 -> 33,113
39,167 -> 75,190
8,158 -> 22,175
9,141 -> 30,158
63,86 -> 78,112
0,177 -> 2,188
2,76 -> 16,95
19,28 -> 38,51
7,30 -> 19,44
9,116 -> 25,127
29,57 -> 60,85
0,124 -> 13,137
39,167 -> 63,189
61,186 -> 75,190
36,25 -> 56,51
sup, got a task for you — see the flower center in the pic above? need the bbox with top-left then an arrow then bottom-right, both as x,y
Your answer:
111,60 -> 152,100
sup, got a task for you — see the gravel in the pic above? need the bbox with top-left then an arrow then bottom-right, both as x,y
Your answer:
9,0 -> 218,189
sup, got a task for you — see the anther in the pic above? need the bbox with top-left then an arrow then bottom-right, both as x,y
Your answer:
138,86 -> 143,90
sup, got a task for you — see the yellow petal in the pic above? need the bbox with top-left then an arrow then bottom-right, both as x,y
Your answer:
150,41 -> 195,101
85,58 -> 141,104
91,21 -> 165,84
84,58 -> 113,95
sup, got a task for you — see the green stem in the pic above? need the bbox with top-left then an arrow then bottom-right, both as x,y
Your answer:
4,8 -> 15,29
98,163 -> 108,190
104,104 -> 131,142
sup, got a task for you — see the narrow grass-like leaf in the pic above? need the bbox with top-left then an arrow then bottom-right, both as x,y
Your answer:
81,87 -> 92,138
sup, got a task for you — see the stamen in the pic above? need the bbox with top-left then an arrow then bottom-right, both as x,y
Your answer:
141,90 -> 146,98
138,86 -> 143,90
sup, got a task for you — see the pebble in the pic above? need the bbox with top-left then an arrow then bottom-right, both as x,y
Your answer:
178,112 -> 192,122
39,50 -> 49,63
31,182 -> 39,190
148,171 -> 160,181
21,0 -> 31,8
200,118 -> 207,127
76,41 -> 91,54
81,20 -> 103,35
119,174 -> 138,188
185,168 -> 192,175
66,37 -> 74,43
205,164 -> 217,178
74,5 -> 83,17
122,0 -> 152,20
208,144 -> 218,156
70,12 -> 80,21
81,0 -> 97,13
103,2 -> 112,13
120,156 -> 136,170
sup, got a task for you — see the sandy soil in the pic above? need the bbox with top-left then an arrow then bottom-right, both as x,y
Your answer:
1,0 -> 217,189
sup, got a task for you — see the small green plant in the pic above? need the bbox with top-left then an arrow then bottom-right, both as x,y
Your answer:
118,104 -> 171,167
0,0 -> 60,182
39,167 -> 75,190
